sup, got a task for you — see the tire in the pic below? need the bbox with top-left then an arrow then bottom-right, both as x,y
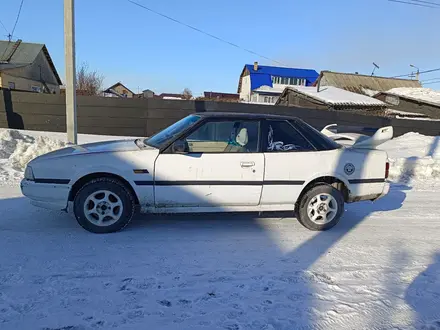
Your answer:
73,177 -> 136,234
296,184 -> 345,231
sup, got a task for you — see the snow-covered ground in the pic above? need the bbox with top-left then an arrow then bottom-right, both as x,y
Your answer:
0,128 -> 440,329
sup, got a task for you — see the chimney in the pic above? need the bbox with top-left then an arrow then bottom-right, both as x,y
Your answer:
253,61 -> 258,71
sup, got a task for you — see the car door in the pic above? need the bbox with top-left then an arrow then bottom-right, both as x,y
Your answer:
261,119 -> 318,206
154,118 -> 264,208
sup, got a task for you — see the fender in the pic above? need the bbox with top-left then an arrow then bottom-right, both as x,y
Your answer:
70,164 -> 135,186
300,170 -> 351,192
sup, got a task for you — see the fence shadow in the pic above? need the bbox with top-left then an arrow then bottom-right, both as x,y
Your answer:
405,253 -> 440,329
2,89 -> 24,130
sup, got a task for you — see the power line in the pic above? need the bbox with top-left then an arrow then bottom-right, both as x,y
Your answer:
126,0 -> 286,66
388,0 -> 439,8
409,0 -> 440,6
11,0 -> 24,39
0,19 -> 8,34
421,77 -> 440,82
392,68 -> 440,78
423,80 -> 440,85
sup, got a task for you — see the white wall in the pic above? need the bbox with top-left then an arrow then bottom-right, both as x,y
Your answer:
239,75 -> 251,101
249,92 -> 280,105
272,81 -> 306,91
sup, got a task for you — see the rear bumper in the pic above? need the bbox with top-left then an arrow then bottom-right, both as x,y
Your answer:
347,182 -> 390,203
20,179 -> 70,211
376,181 -> 390,200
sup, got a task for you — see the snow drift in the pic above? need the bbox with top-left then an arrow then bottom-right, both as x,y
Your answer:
380,132 -> 440,182
0,130 -> 66,184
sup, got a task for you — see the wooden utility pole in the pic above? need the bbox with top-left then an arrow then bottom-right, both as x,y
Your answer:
64,0 -> 77,144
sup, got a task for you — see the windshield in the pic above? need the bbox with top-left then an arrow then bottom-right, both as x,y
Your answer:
145,114 -> 201,149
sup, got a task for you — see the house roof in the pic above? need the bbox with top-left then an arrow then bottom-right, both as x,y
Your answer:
379,87 -> 440,108
103,82 -> 135,95
238,64 -> 319,93
158,93 -> 183,98
0,40 -> 62,85
253,85 -> 285,95
277,86 -> 386,107
203,91 -> 239,99
314,70 -> 421,94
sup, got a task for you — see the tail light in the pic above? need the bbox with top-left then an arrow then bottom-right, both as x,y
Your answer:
385,162 -> 390,179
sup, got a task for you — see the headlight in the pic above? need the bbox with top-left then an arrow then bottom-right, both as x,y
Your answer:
24,166 -> 35,181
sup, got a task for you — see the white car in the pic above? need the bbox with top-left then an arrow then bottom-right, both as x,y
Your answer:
21,112 -> 391,234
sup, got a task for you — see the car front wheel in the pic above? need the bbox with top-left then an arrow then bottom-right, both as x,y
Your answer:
296,184 -> 344,231
73,178 -> 136,233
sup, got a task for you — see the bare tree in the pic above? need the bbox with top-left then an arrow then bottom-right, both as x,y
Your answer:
182,88 -> 193,100
76,62 -> 104,96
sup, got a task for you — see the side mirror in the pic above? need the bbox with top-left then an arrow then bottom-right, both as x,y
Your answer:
172,139 -> 188,154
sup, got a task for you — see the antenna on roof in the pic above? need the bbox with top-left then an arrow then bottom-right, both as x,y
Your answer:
371,62 -> 380,76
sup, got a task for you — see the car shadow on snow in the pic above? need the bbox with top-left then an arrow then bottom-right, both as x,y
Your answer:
0,182 -> 409,329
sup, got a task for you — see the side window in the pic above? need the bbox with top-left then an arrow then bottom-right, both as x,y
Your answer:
266,120 -> 314,152
183,120 -> 259,153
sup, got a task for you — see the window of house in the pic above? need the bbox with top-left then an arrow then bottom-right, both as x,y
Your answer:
181,120 -> 259,153
266,120 -> 314,152
8,82 -> 15,89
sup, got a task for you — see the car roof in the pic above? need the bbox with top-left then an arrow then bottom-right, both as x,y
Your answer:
196,112 -> 299,121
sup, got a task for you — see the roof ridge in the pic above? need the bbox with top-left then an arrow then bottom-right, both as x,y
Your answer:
245,64 -> 318,71
321,70 -> 419,82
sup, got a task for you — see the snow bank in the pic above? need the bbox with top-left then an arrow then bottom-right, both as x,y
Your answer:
0,130 -> 66,185
388,156 -> 440,181
0,129 -> 135,186
379,132 -> 440,182
387,87 -> 440,105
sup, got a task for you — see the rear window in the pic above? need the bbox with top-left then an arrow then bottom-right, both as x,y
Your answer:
291,119 -> 341,151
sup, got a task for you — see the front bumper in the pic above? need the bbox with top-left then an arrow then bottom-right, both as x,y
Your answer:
20,179 -> 70,211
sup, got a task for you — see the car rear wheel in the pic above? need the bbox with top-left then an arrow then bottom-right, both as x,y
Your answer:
73,178 -> 135,233
296,184 -> 344,231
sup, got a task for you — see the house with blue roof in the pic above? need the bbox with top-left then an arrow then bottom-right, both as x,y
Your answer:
237,62 -> 319,104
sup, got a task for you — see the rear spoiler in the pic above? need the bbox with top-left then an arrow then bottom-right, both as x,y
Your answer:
321,124 -> 394,149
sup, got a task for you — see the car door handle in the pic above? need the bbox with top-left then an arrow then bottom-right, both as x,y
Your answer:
240,161 -> 255,168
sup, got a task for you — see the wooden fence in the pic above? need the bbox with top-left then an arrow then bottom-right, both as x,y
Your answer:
1,89 -> 439,138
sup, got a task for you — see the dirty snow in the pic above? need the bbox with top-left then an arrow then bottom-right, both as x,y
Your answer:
387,87 -> 440,106
0,129 -> 440,329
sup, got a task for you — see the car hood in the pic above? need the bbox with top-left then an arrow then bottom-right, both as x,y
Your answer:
32,139 -> 154,162
73,139 -> 142,153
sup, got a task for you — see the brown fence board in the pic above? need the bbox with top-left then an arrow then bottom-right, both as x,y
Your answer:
77,107 -> 147,119
1,90 -> 439,138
